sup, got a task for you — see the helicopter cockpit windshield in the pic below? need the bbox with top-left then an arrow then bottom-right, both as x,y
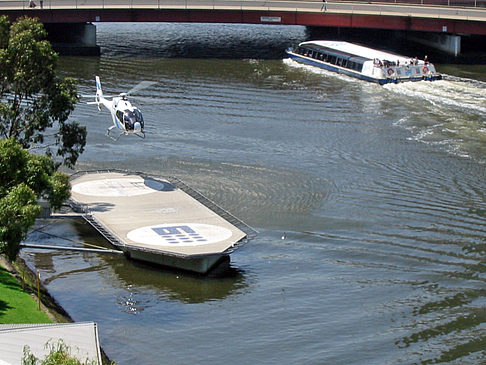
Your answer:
118,108 -> 144,131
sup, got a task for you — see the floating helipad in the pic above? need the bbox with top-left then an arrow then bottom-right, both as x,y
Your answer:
69,171 -> 256,273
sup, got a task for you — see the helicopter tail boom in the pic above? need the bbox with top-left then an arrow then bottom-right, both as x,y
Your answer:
92,76 -> 104,111
95,76 -> 103,97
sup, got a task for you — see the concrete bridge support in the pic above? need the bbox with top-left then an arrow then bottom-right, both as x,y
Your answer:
44,22 -> 100,55
306,26 -> 463,58
407,32 -> 461,57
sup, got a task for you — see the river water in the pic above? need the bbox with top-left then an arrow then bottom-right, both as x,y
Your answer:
22,23 -> 486,364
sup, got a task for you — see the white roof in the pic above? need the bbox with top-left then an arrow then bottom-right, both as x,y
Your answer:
300,40 -> 413,62
0,322 -> 102,365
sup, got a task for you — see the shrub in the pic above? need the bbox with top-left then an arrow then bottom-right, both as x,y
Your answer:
22,339 -> 98,365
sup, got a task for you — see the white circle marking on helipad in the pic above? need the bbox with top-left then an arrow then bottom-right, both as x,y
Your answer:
127,223 -> 233,247
72,177 -> 165,197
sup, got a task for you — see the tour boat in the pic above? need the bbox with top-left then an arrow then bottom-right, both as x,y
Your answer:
286,40 -> 442,84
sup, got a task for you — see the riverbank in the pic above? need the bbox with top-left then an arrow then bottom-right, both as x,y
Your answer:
0,262 -> 51,324
0,254 -> 114,364
0,255 -> 73,324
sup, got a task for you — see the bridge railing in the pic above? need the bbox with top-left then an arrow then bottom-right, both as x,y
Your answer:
334,0 -> 486,8
3,0 -> 486,11
359,0 -> 486,7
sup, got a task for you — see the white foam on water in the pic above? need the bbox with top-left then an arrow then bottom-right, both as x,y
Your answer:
384,77 -> 486,115
283,58 -> 486,161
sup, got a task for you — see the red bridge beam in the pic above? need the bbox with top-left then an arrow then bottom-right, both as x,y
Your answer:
1,7 -> 485,35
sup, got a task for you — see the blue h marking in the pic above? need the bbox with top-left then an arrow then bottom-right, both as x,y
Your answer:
152,225 -> 207,244
152,225 -> 196,236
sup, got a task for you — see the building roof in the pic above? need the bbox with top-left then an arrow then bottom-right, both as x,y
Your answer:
0,322 -> 102,365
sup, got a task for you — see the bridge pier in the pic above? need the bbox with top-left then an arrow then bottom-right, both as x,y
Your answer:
44,22 -> 100,56
306,27 -> 465,58
406,32 -> 461,57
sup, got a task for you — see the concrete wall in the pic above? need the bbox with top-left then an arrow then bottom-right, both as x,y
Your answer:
44,22 -> 100,55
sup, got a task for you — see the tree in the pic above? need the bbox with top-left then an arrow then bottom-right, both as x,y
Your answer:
0,16 -> 86,168
0,138 -> 70,261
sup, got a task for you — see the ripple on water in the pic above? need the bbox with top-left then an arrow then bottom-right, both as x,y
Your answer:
42,26 -> 486,364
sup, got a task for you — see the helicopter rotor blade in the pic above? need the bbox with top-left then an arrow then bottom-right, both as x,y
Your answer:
80,94 -> 116,99
128,95 -> 168,105
126,80 -> 157,96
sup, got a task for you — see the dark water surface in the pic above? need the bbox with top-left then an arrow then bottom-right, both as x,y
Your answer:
22,23 -> 486,364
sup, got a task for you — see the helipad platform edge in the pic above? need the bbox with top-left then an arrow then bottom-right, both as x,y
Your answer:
68,170 -> 257,273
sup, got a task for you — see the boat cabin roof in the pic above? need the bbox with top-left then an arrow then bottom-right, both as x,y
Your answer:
299,41 -> 413,64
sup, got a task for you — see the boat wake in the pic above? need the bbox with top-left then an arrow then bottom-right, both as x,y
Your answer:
284,56 -> 486,161
384,76 -> 486,114
384,76 -> 486,161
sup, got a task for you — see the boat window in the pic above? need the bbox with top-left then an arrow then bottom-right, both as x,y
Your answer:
296,44 -> 365,72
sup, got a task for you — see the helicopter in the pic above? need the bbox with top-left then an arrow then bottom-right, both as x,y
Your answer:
86,76 -> 156,141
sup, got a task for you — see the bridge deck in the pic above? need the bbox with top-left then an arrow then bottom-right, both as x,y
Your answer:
1,0 -> 486,35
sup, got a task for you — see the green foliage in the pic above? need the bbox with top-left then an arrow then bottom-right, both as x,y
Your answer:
0,184 -> 39,260
0,265 -> 51,324
22,340 -> 98,365
0,138 -> 70,261
0,16 -> 86,168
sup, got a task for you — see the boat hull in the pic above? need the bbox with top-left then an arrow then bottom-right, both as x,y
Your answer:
286,50 -> 441,85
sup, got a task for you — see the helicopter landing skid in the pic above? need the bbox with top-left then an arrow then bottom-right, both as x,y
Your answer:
106,126 -> 145,141
106,126 -> 124,142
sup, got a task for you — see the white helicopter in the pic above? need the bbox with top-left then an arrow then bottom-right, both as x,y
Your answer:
86,76 -> 156,141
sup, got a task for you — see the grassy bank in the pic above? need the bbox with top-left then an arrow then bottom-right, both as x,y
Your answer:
0,256 -> 114,364
0,254 -> 73,324
0,263 -> 52,324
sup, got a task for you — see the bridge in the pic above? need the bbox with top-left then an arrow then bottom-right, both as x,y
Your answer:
1,0 -> 486,55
